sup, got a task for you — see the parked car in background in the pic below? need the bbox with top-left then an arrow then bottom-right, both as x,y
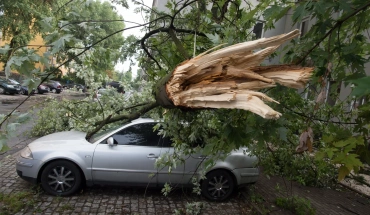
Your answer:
36,84 -> 50,94
45,80 -> 63,94
20,84 -> 50,95
16,118 -> 259,201
64,83 -> 86,92
105,81 -> 124,93
0,77 -> 21,95
20,86 -> 35,95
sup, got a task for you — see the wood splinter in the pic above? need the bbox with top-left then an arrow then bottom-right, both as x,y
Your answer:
156,29 -> 314,119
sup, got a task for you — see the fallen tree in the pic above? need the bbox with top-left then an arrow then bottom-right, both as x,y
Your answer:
87,30 -> 313,139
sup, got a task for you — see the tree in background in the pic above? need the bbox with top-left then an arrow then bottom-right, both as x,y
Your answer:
0,0 -> 52,62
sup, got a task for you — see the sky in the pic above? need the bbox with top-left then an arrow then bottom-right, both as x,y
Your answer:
107,0 -> 153,75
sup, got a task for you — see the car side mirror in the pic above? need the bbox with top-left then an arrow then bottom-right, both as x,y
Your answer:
107,137 -> 115,146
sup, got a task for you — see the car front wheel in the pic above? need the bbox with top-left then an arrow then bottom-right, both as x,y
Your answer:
40,160 -> 82,196
201,170 -> 235,201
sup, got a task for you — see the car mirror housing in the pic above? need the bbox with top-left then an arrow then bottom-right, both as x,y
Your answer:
107,137 -> 115,146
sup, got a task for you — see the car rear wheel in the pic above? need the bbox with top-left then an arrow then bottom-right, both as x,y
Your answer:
34,89 -> 39,94
40,160 -> 82,196
20,89 -> 26,95
201,170 -> 235,201
51,89 -> 57,93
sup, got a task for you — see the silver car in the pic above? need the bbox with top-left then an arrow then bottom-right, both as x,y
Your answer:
16,118 -> 259,201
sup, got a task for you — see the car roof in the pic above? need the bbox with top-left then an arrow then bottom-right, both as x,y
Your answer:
131,118 -> 156,124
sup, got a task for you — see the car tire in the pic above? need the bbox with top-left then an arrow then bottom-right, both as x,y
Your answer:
51,89 -> 57,93
40,160 -> 82,196
35,89 -> 39,94
201,170 -> 235,201
20,89 -> 26,95
0,87 -> 5,94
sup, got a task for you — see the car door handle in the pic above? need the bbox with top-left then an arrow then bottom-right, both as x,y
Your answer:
147,153 -> 158,158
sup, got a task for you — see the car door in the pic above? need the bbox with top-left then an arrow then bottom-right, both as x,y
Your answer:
91,122 -> 162,186
157,137 -> 205,186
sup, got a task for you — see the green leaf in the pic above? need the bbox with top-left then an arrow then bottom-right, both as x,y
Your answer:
277,127 -> 288,142
349,77 -> 370,97
338,166 -> 350,181
205,33 -> 220,44
332,140 -> 350,148
292,2 -> 310,23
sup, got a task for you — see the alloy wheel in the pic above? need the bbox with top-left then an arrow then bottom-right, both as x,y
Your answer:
202,170 -> 235,201
0,87 -> 5,94
41,160 -> 82,196
208,175 -> 230,198
47,166 -> 76,193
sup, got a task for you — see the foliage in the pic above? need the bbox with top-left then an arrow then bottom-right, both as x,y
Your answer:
2,0 -> 370,197
174,202 -> 205,215
0,113 -> 30,153
31,78 -> 154,137
275,195 -> 316,215
0,191 -> 37,215
0,0 -> 52,63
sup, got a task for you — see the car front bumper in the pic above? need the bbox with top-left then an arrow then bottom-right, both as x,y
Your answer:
16,155 -> 43,184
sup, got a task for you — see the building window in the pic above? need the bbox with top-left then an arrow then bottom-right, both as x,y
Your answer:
351,95 -> 369,110
300,19 -> 309,37
252,22 -> 264,39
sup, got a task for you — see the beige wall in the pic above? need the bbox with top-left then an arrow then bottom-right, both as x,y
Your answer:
0,34 -> 68,76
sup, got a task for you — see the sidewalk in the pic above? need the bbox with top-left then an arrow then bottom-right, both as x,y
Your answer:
246,173 -> 370,215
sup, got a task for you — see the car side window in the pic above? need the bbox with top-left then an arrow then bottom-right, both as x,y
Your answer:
158,136 -> 173,148
112,123 -> 161,146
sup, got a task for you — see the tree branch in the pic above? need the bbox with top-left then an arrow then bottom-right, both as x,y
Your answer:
170,0 -> 199,27
85,115 -> 112,141
100,101 -> 159,125
295,1 -> 370,65
169,28 -> 190,59
139,27 -> 207,69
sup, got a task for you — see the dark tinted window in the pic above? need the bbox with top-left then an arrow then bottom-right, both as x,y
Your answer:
253,22 -> 263,39
113,123 -> 161,146
159,136 -> 173,148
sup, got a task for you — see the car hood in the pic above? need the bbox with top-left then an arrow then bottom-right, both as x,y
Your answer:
28,131 -> 91,150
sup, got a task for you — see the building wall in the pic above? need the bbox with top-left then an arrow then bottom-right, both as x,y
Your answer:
0,34 -> 68,76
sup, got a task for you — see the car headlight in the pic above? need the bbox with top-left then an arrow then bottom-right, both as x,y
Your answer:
20,147 -> 33,159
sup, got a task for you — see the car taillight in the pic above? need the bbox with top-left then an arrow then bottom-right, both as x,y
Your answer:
57,86 -> 61,89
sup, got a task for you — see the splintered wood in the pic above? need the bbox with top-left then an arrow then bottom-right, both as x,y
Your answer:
166,29 -> 314,119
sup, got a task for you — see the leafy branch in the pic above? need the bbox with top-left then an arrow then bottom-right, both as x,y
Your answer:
296,1 -> 370,65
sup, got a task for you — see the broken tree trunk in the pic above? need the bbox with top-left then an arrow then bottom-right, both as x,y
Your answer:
155,29 -> 314,119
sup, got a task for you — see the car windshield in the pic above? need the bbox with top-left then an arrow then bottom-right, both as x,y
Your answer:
88,123 -> 129,143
